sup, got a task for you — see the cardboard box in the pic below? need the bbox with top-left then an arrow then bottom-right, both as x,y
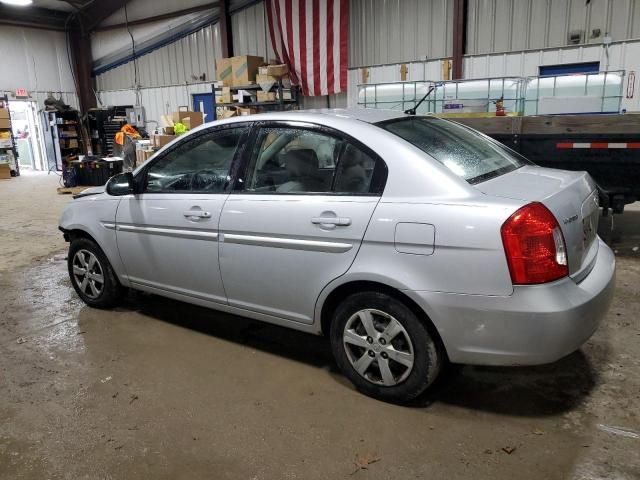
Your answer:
0,163 -> 11,179
265,64 -> 289,77
237,106 -> 258,116
216,57 -> 233,87
151,134 -> 176,148
217,107 -> 238,119
136,149 -> 154,165
231,55 -> 264,86
0,118 -> 10,129
162,126 -> 174,135
68,139 -> 79,148
0,108 -> 9,119
257,72 -> 278,82
182,117 -> 202,130
216,87 -> 232,104
171,110 -> 204,129
257,91 -> 277,102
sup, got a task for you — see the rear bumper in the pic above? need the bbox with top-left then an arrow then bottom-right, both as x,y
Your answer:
407,238 -> 616,366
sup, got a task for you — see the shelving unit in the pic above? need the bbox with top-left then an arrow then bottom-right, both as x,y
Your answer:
87,106 -> 129,156
0,95 -> 19,177
43,110 -> 84,172
211,80 -> 298,120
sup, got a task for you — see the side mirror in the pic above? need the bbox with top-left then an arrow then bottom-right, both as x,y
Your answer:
106,172 -> 135,196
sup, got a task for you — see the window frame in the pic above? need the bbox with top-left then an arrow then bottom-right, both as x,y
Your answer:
133,123 -> 252,195
232,120 -> 388,197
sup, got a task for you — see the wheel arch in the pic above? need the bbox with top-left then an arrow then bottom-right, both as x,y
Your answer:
61,225 -> 129,287
318,280 -> 448,361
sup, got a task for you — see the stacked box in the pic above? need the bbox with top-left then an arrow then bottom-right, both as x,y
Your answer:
216,58 -> 233,87
231,55 -> 264,85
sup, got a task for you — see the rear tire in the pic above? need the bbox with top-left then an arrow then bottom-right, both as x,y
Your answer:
68,238 -> 123,309
330,291 -> 442,403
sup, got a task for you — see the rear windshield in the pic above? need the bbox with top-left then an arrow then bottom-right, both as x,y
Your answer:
377,117 -> 527,184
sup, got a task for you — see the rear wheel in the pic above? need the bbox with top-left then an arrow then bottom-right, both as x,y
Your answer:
68,238 -> 123,308
330,291 -> 442,403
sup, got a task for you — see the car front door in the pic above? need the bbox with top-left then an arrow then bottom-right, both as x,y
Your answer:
218,122 -> 387,324
115,125 -> 249,303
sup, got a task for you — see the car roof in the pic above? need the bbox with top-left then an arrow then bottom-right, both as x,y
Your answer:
198,108 -> 408,130
298,108 -> 408,123
181,108 -> 416,145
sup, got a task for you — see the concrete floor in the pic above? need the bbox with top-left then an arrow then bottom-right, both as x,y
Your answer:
1,172 -> 639,479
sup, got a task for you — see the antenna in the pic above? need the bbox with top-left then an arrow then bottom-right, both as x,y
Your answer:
404,83 -> 441,115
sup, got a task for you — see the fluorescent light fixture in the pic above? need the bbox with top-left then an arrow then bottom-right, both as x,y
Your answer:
0,0 -> 34,5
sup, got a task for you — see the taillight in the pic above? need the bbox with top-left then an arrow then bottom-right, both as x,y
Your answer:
501,202 -> 568,285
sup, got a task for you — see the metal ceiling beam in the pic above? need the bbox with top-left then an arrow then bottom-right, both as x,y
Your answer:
95,2 -> 219,32
0,4 -> 67,31
68,25 -> 97,115
219,0 -> 233,57
452,0 -> 467,80
77,0 -> 132,33
63,0 -> 131,115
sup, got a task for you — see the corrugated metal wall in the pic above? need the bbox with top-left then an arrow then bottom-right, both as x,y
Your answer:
0,26 -> 79,112
100,0 -> 214,26
349,0 -> 453,68
96,24 -> 221,91
231,1 -> 275,60
467,0 -> 640,54
0,26 -> 76,95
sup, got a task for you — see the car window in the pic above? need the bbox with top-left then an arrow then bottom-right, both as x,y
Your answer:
378,117 -> 527,184
334,143 -> 378,194
145,128 -> 246,193
242,126 -> 381,195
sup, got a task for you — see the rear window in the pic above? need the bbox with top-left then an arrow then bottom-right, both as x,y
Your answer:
378,117 -> 527,183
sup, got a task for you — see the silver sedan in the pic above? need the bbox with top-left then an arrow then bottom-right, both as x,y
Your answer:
59,109 -> 615,403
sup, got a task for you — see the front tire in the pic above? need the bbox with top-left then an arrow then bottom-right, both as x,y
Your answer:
68,238 -> 123,308
330,291 -> 442,403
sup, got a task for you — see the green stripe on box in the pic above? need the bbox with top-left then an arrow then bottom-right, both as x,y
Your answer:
220,66 -> 232,79
235,63 -> 247,78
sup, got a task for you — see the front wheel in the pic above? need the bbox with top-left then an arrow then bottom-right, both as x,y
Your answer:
330,291 -> 442,403
68,238 -> 123,308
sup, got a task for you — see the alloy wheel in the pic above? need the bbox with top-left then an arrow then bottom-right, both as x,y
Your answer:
72,249 -> 105,300
342,308 -> 415,386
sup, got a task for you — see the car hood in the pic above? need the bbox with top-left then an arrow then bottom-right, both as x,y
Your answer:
73,185 -> 105,199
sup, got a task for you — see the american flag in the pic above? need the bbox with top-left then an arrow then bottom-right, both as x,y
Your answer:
265,0 -> 348,96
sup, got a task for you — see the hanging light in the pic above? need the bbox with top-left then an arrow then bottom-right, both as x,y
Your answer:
0,0 -> 34,5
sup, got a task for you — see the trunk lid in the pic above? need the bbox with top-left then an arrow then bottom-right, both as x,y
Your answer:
476,165 -> 599,279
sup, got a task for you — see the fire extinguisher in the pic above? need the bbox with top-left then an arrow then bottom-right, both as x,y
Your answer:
495,96 -> 506,116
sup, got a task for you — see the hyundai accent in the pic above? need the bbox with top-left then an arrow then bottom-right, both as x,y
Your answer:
59,109 -> 615,402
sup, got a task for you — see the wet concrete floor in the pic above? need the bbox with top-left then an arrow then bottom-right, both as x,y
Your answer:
0,173 -> 639,479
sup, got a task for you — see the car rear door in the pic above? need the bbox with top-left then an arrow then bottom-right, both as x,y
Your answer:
115,125 -> 250,303
218,122 -> 387,324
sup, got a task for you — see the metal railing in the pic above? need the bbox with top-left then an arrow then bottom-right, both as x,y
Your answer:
523,70 -> 625,115
357,77 -> 525,115
357,71 -> 625,116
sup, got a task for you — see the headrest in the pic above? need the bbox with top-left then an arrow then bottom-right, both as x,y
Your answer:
283,149 -> 319,175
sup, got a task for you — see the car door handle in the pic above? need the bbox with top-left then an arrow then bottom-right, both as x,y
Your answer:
184,210 -> 212,219
311,217 -> 351,226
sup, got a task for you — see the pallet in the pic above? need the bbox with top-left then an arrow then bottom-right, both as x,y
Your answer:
57,186 -> 93,195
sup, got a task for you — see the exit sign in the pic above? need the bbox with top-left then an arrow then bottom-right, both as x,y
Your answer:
15,88 -> 28,98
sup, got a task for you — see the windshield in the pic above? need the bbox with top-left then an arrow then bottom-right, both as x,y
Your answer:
377,117 -> 527,184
